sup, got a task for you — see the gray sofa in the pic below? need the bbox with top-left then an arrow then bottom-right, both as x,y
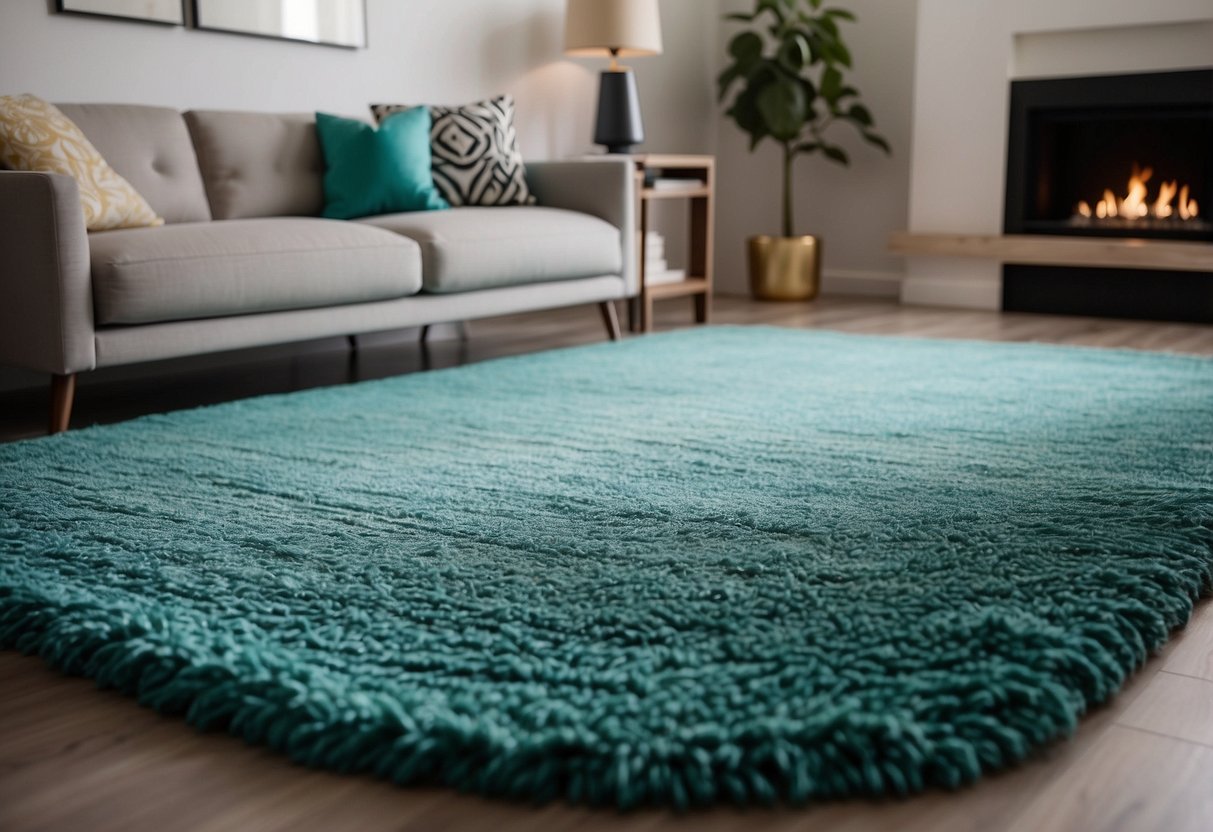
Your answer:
0,104 -> 637,434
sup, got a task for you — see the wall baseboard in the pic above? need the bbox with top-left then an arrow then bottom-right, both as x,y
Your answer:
820,269 -> 904,298
901,275 -> 1002,310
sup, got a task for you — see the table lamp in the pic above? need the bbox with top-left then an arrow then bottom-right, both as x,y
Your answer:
565,0 -> 663,155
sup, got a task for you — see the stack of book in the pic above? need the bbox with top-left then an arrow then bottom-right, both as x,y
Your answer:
648,177 -> 707,192
643,232 -> 685,286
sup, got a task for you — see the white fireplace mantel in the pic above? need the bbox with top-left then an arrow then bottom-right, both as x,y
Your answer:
899,0 -> 1213,309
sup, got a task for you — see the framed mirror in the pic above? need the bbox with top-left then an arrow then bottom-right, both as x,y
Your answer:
192,0 -> 367,49
57,0 -> 185,26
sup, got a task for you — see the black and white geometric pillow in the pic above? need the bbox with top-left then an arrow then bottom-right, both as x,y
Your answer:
371,96 -> 535,207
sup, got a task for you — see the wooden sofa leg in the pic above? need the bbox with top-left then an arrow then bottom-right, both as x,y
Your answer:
599,301 -> 622,342
49,373 -> 76,435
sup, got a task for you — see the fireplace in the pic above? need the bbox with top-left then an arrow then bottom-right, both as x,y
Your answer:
1002,69 -> 1213,322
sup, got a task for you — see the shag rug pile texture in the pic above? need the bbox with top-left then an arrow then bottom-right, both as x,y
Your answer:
2,328 -> 1212,809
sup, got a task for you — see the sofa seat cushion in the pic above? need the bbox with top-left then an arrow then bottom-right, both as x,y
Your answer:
358,206 -> 622,294
89,218 -> 422,325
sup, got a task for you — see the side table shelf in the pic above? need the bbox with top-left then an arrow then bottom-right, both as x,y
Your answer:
630,155 -> 715,334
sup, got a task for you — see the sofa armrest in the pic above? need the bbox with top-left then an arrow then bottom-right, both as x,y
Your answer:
0,171 -> 95,375
526,159 -> 638,297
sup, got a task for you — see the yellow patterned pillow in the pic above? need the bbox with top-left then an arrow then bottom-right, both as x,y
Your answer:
0,94 -> 163,231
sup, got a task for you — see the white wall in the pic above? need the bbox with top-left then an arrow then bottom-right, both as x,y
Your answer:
0,0 -> 716,160
713,0 -> 919,297
904,0 -> 1213,309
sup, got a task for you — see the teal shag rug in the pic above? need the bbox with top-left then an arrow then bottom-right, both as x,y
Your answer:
2,327 -> 1212,809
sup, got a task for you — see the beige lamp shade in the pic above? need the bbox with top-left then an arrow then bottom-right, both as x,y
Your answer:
565,0 -> 663,58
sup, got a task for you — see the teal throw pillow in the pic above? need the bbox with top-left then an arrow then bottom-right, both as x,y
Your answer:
316,109 -> 448,220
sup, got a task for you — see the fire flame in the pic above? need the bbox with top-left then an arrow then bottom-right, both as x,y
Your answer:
1075,164 -> 1199,223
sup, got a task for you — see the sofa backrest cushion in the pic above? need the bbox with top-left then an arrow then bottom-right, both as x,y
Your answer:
55,103 -> 212,224
184,110 -> 324,220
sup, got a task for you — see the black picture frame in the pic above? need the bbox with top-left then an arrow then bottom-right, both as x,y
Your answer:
191,0 -> 368,50
55,0 -> 185,26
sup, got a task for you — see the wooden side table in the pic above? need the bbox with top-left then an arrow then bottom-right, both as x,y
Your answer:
630,155 -> 715,334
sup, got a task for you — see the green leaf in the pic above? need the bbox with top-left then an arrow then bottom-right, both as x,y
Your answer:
795,141 -> 822,155
801,31 -> 825,64
728,31 -> 764,68
815,15 -> 840,39
846,104 -> 873,127
724,12 -> 757,23
728,93 -> 765,137
756,77 -> 808,142
821,144 -> 850,166
820,66 -> 843,102
777,33 -> 811,72
726,66 -> 778,149
799,77 -> 818,106
832,40 -> 852,67
756,0 -> 789,24
717,65 -> 744,102
862,131 -> 892,155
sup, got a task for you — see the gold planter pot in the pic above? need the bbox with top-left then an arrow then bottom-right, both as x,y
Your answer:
748,235 -> 821,301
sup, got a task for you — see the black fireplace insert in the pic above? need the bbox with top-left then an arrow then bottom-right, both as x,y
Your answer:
1002,69 -> 1213,323
1005,69 -> 1213,243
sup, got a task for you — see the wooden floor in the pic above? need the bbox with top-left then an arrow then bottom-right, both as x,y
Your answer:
2,296 -> 1212,831
4,296 -> 1213,442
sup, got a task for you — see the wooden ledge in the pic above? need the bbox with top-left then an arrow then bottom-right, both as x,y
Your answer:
889,232 -> 1213,273
646,277 -> 709,299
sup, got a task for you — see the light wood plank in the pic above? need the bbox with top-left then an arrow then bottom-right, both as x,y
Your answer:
631,154 -> 715,170
1116,671 -> 1213,747
641,187 -> 712,200
888,232 -> 1213,272
1163,598 -> 1213,682
1006,727 -> 1213,832
647,277 -> 710,299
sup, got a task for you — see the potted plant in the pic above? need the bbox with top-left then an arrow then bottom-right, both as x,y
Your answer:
719,0 -> 890,300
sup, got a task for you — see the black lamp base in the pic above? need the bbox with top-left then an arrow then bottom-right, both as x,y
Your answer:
594,69 -> 645,155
